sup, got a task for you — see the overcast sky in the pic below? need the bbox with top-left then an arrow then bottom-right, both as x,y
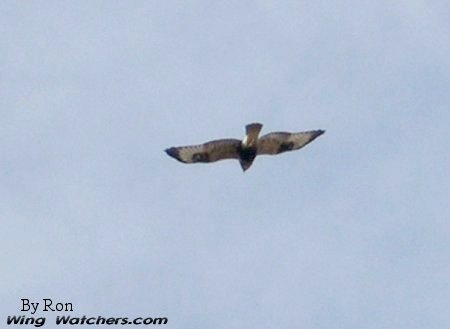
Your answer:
1,1 -> 450,328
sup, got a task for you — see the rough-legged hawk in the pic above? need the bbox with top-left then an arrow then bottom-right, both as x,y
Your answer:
165,123 -> 325,171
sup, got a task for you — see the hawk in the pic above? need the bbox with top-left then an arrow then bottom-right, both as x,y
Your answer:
165,123 -> 325,171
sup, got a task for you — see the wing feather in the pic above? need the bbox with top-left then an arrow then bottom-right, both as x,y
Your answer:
166,139 -> 241,164
257,130 -> 325,155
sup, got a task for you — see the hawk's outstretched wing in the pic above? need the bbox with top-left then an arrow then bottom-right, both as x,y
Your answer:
166,139 -> 241,163
257,130 -> 325,155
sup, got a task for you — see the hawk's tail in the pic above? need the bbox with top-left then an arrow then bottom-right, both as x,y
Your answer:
245,123 -> 263,146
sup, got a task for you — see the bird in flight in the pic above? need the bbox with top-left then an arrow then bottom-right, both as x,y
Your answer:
165,123 -> 325,171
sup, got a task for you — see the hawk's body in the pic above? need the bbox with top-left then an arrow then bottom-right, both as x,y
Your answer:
165,123 -> 324,171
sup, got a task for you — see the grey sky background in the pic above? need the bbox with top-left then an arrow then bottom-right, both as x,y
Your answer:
1,1 -> 449,328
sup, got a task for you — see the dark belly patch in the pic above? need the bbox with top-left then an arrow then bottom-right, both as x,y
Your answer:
238,146 -> 257,162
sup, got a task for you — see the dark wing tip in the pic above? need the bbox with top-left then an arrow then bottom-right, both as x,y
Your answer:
301,129 -> 325,147
165,147 -> 186,163
316,129 -> 325,136
311,129 -> 325,140
165,147 -> 176,156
